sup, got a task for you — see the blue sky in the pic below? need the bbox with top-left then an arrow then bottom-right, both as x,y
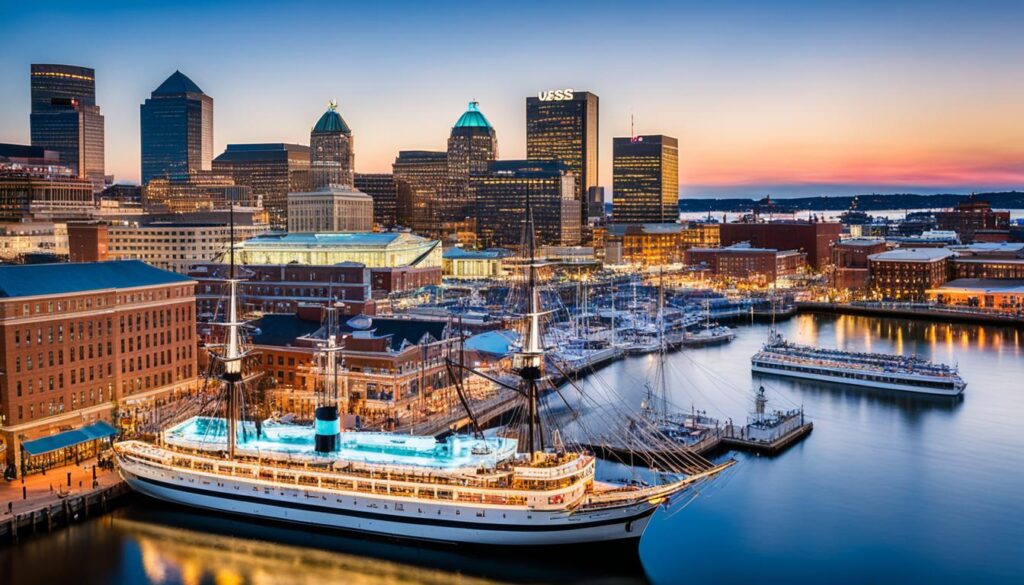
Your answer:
2,0 -> 1023,198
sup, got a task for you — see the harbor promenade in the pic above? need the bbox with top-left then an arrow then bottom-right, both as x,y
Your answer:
0,457 -> 127,543
798,301 -> 1024,327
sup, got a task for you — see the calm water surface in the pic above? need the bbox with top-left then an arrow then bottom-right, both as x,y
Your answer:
1,314 -> 1021,584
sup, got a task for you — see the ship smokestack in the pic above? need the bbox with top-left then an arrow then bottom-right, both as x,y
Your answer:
315,405 -> 340,453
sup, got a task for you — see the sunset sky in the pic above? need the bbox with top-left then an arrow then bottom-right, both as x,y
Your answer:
2,0 -> 1022,198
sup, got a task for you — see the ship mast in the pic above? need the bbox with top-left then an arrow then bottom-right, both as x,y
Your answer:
515,187 -> 545,460
222,204 -> 243,459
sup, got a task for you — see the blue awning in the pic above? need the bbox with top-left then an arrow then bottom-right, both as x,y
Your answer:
21,421 -> 117,456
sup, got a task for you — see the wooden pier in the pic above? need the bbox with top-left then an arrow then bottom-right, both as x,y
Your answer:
0,480 -> 130,545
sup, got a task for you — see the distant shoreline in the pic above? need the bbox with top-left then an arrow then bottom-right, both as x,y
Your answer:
676,191 -> 1024,212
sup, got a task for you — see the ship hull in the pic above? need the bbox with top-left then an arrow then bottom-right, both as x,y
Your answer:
751,362 -> 964,396
117,458 -> 656,546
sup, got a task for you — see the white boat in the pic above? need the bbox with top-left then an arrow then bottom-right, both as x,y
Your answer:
682,324 -> 735,347
751,331 -> 966,396
115,203 -> 733,547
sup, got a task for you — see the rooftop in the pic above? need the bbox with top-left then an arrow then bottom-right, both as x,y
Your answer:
934,278 -> 1024,294
869,248 -> 955,262
252,313 -> 447,352
835,237 -> 887,247
443,247 -> 509,260
607,223 -> 683,236
239,231 -> 429,249
312,102 -> 351,135
153,70 -> 205,95
453,101 -> 493,130
0,260 -> 192,298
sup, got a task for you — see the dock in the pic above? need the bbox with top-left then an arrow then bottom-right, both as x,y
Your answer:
0,460 -> 129,545
798,301 -> 1024,328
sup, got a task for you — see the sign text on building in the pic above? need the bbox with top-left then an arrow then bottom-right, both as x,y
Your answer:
538,89 -> 575,101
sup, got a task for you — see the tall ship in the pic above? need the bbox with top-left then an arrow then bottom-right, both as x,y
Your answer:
114,203 -> 733,546
751,331 -> 966,396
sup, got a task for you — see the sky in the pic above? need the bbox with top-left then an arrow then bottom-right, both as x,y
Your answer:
1,0 -> 1023,198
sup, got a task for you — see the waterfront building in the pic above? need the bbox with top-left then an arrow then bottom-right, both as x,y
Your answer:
140,71 -> 213,184
393,150 -> 448,235
526,90 -> 598,230
212,143 -> 311,230
474,160 -> 579,248
445,101 -> 497,227
949,244 -> 1024,280
250,308 -> 457,423
0,260 -> 197,477
602,222 -> 720,266
442,247 -> 510,279
830,238 -> 888,290
0,221 -> 69,262
310,102 -> 354,190
684,245 -> 806,284
190,262 -> 372,318
935,196 -> 1010,243
927,278 -> 1024,311
354,173 -> 398,228
612,135 -> 679,224
142,171 -> 255,215
286,187 -> 374,233
30,64 -> 105,192
719,220 -> 842,270
867,248 -> 954,301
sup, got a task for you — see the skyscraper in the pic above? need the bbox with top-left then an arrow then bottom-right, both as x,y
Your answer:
140,71 -> 213,184
526,90 -> 598,229
393,150 -> 447,234
446,101 -> 497,224
612,135 -> 679,224
30,64 -> 105,192
355,173 -> 398,228
474,160 -> 579,248
310,102 -> 354,190
213,143 -> 311,229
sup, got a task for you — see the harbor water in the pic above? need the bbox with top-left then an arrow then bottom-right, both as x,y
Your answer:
2,314 -> 1022,584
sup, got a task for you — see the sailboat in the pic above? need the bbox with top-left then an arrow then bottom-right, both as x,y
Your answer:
113,200 -> 734,546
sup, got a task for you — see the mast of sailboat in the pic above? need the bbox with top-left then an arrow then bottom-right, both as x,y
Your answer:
520,186 -> 544,460
223,203 -> 242,459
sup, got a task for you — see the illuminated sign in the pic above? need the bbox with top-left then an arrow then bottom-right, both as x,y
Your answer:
538,89 -> 575,102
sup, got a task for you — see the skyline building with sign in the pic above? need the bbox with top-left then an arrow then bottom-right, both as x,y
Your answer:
612,134 -> 679,224
29,64 -> 106,192
525,90 -> 598,232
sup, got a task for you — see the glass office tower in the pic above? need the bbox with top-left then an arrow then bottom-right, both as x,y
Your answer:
526,90 -> 598,230
30,64 -> 105,192
140,70 -> 213,184
213,143 -> 311,229
612,135 -> 679,223
474,160 -> 579,248
446,101 -> 497,224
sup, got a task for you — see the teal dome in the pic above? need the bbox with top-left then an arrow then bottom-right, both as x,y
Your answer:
312,101 -> 351,135
453,101 -> 492,129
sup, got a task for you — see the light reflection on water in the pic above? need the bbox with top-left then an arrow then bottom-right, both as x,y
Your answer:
1,314 -> 1021,584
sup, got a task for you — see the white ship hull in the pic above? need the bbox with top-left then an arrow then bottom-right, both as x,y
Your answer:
117,456 -> 657,546
751,362 -> 964,396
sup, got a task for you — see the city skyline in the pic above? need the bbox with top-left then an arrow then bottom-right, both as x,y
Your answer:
2,0 -> 1023,197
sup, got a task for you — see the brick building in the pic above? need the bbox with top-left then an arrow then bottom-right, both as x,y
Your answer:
719,220 -> 841,270
935,197 -> 1010,243
830,238 -> 887,290
0,260 -> 197,476
684,245 -> 806,284
868,248 -> 954,300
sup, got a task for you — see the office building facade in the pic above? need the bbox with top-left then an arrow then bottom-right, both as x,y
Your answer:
310,102 -> 355,190
0,261 -> 197,477
474,160 -> 580,248
212,143 -> 311,229
393,150 -> 447,234
140,71 -> 213,184
287,187 -> 374,233
526,90 -> 598,229
29,64 -> 105,192
612,135 -> 679,224
354,173 -> 398,228
446,101 -> 497,225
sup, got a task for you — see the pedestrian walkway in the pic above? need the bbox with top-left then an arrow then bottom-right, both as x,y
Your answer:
0,457 -> 122,518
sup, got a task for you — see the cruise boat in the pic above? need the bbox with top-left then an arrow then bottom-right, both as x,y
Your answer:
751,331 -> 966,396
115,203 -> 733,547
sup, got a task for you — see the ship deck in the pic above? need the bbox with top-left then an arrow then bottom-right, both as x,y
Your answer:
163,416 -> 518,471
